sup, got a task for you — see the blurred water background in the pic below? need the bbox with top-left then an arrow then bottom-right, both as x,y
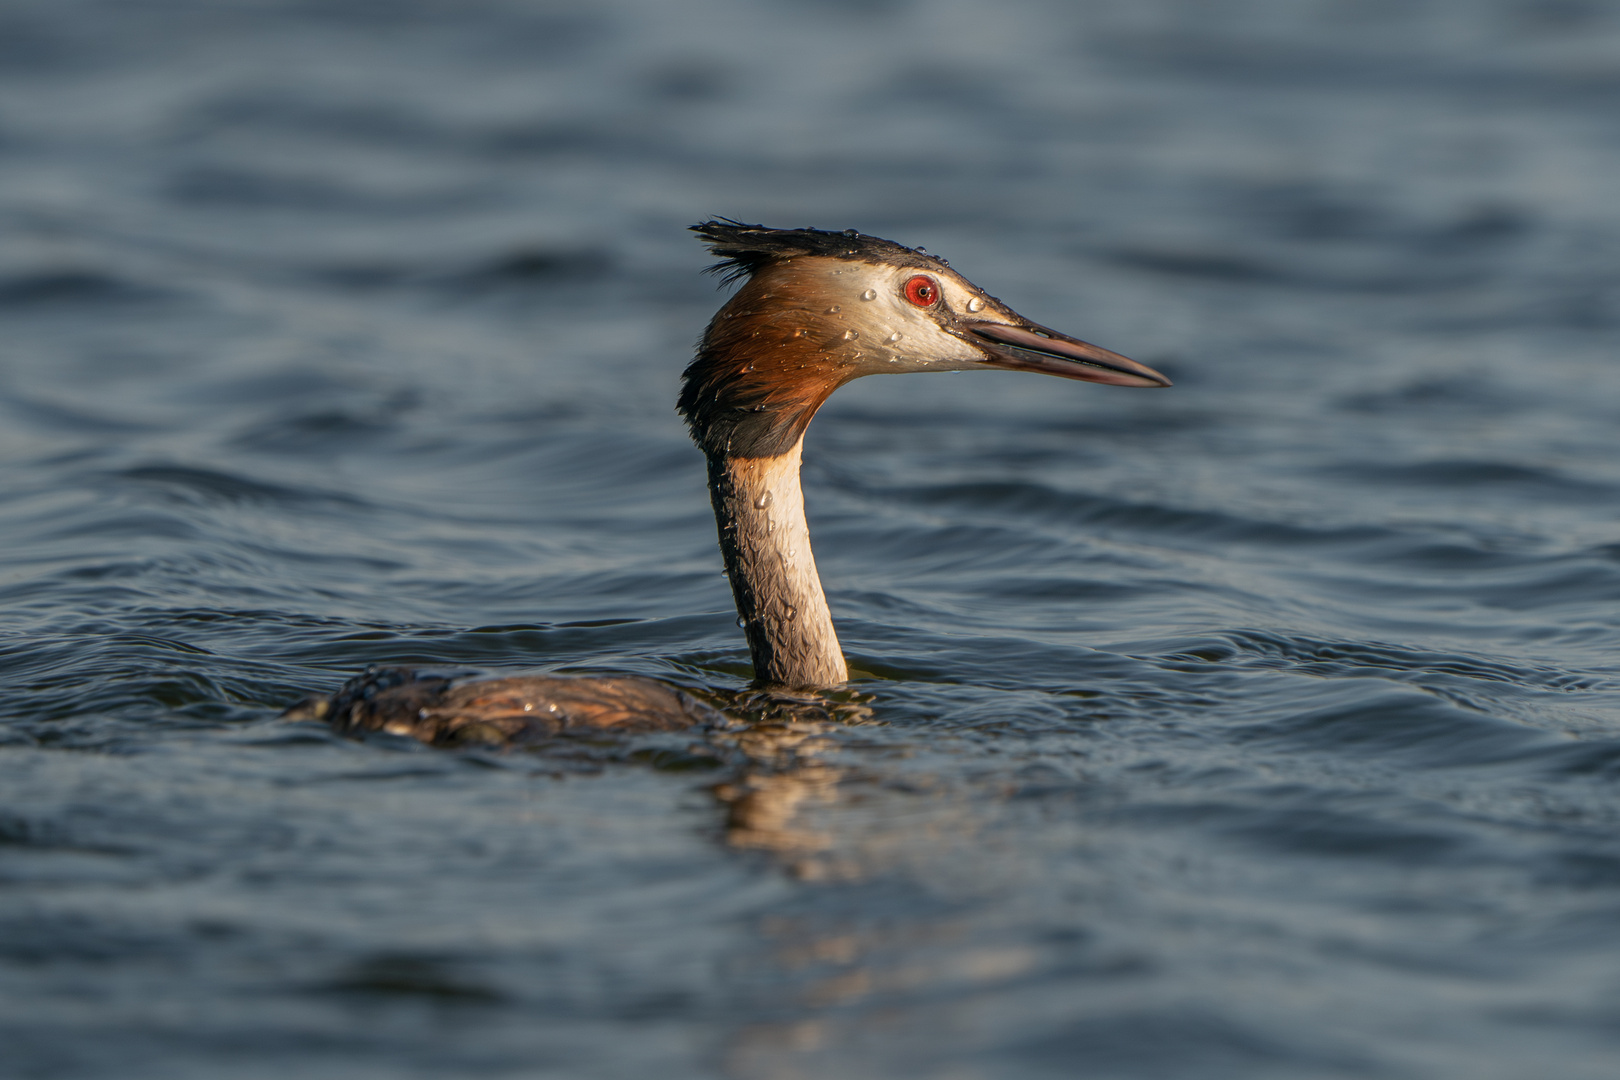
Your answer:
4,1 -> 1620,1077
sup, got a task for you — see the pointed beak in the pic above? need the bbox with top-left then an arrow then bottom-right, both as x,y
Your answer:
963,320 -> 1171,388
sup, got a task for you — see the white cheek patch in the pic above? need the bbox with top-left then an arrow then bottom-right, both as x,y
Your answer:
879,305 -> 979,368
896,306 -> 979,364
835,263 -> 996,370
936,278 -> 984,318
936,274 -> 1010,324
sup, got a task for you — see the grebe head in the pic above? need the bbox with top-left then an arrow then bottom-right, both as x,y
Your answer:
678,220 -> 1170,459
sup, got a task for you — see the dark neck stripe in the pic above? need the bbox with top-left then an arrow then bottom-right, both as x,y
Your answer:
677,357 -> 828,459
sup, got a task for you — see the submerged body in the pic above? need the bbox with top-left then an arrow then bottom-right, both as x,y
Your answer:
285,667 -> 722,744
295,222 -> 1169,740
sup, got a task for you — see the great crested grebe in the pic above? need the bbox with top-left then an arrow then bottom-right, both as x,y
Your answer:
292,222 -> 1170,744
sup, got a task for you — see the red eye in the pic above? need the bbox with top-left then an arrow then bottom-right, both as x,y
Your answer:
903,275 -> 939,307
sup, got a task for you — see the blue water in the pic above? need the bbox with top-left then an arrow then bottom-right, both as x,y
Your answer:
5,1 -> 1620,1077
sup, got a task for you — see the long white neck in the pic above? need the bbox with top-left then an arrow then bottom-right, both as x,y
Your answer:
706,440 -> 847,688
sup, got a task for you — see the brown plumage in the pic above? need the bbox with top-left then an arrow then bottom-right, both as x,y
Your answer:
292,221 -> 1170,743
284,667 -> 722,745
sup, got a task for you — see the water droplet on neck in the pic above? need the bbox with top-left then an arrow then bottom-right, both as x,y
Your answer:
825,305 -> 841,314
754,490 -> 773,509
860,289 -> 877,301
843,329 -> 859,340
967,297 -> 985,313
785,605 -> 798,622
886,331 -> 903,344
736,616 -> 747,628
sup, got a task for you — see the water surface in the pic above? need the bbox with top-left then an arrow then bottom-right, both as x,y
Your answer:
4,1 -> 1620,1077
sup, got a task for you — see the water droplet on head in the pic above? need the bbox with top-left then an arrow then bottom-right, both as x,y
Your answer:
843,329 -> 859,340
860,289 -> 877,301
754,490 -> 773,509
736,617 -> 747,628
967,297 -> 985,313
843,229 -> 859,237
825,305 -> 841,314
785,606 -> 798,622
886,331 -> 903,344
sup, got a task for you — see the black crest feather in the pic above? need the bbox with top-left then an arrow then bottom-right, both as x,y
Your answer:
691,219 -> 945,285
